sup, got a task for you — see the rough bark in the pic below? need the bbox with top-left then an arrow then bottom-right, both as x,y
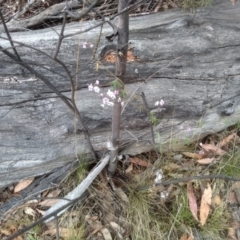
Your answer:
0,0 -> 240,188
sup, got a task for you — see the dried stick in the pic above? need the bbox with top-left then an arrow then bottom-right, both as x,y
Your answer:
140,92 -> 155,144
136,174 -> 240,191
43,154 -> 110,222
107,0 -> 129,176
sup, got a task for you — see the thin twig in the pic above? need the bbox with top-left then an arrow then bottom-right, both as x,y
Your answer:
0,11 -> 20,60
140,92 -> 155,144
65,0 -> 100,20
79,0 -> 118,42
4,192 -> 88,240
53,11 -> 67,59
136,174 -> 240,191
168,203 -> 182,240
121,56 -> 182,114
55,215 -> 60,240
109,0 -> 145,20
0,46 -> 74,111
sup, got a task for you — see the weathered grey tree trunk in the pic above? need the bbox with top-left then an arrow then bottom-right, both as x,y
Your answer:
0,0 -> 240,188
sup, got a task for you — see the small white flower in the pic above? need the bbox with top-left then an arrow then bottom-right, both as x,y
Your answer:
155,99 -> 164,106
83,42 -> 87,48
95,80 -> 99,85
154,169 -> 163,184
90,44 -> 94,48
88,84 -> 93,91
198,149 -> 204,154
160,191 -> 169,200
93,86 -> 100,93
107,89 -> 116,99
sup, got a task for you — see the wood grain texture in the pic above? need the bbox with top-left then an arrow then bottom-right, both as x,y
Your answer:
0,0 -> 240,188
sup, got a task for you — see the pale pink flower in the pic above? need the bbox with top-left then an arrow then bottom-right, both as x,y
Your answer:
83,42 -> 87,49
103,97 -> 110,104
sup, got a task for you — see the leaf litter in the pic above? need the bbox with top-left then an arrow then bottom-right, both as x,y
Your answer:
1,129 -> 240,239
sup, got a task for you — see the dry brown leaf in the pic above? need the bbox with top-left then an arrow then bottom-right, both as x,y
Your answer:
38,189 -> 61,207
115,188 -> 129,203
200,143 -> 226,156
230,182 -> 240,191
101,228 -> 112,240
228,227 -> 237,239
14,177 -> 34,193
187,181 -> 199,222
125,163 -> 133,173
130,157 -> 152,167
85,214 -> 112,240
164,163 -> 181,171
87,226 -> 104,240
180,233 -> 194,240
230,0 -> 238,5
218,133 -> 237,148
36,208 -> 45,215
187,235 -> 194,240
0,228 -> 12,235
0,222 -> 23,239
104,49 -> 140,63
197,158 -> 215,165
13,237 -> 23,240
43,228 -> 70,237
0,223 -> 23,239
24,207 -> 35,218
227,191 -> 238,204
85,214 -> 103,229
212,195 -> 222,206
200,183 -> 212,226
180,233 -> 188,240
182,152 -> 206,159
110,222 -> 124,235
42,189 -> 50,198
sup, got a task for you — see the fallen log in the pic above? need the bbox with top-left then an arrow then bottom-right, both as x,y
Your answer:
0,0 -> 240,188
